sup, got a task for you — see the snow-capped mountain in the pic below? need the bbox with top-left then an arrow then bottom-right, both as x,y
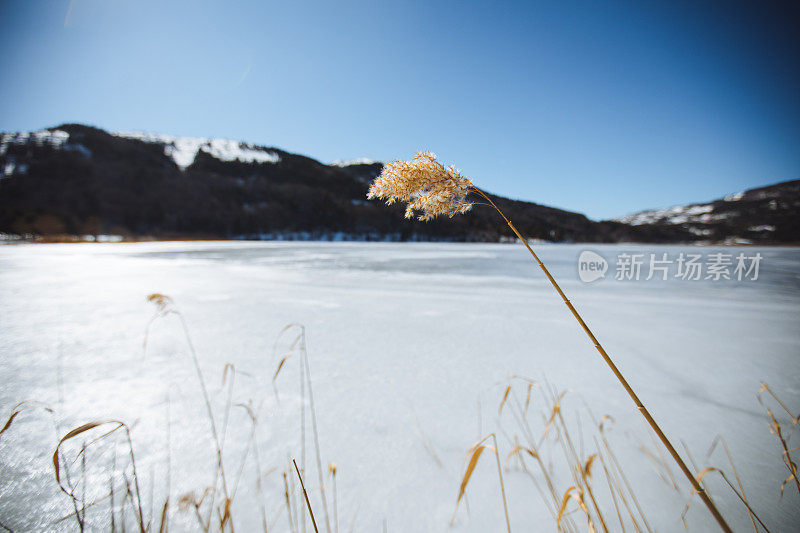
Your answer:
1,128 -> 283,175
614,180 -> 799,243
0,124 -> 796,243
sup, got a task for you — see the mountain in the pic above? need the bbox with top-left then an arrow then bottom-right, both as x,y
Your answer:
614,180 -> 800,244
0,124 -> 795,244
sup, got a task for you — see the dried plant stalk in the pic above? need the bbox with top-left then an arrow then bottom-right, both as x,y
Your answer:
293,459 -> 320,533
367,152 -> 732,532
451,433 -> 511,532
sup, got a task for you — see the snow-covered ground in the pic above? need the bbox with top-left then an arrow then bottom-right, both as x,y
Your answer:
0,242 -> 798,531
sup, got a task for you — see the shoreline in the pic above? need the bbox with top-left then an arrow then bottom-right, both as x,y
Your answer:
2,235 -> 798,247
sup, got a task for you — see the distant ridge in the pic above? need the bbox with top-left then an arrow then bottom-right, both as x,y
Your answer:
614,180 -> 800,244
0,124 -> 796,244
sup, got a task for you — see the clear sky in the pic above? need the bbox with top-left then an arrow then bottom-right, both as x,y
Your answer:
1,0 -> 798,220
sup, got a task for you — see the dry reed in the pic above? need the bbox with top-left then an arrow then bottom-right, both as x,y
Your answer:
294,458 -> 320,533
451,432 -> 511,532
2,291 -> 795,531
367,151 -> 733,532
0,295 -> 343,531
758,383 -> 799,499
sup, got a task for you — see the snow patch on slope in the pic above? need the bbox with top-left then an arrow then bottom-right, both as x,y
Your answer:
724,191 -> 745,202
331,158 -> 380,167
616,203 -> 716,226
2,130 -> 72,177
3,161 -> 29,177
1,129 -> 70,156
114,131 -> 281,170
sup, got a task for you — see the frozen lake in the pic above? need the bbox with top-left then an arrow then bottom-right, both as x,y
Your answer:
1,241 -> 798,532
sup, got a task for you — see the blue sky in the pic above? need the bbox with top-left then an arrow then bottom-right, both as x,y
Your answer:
1,0 -> 797,220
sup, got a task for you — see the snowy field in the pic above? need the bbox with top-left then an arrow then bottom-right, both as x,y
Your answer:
0,241 -> 798,532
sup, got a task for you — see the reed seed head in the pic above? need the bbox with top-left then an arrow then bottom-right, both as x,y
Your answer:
177,492 -> 196,511
366,151 -> 474,221
146,293 -> 174,316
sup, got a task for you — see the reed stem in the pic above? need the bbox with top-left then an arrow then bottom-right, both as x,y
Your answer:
491,433 -> 512,533
293,459 -> 320,533
472,187 -> 733,533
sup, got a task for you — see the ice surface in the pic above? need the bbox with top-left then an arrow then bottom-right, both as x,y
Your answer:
0,242 -> 798,531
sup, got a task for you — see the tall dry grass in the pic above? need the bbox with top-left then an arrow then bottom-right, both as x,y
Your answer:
368,151 -> 732,530
449,377 -> 795,532
0,294 -> 343,532
0,290 -> 797,531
